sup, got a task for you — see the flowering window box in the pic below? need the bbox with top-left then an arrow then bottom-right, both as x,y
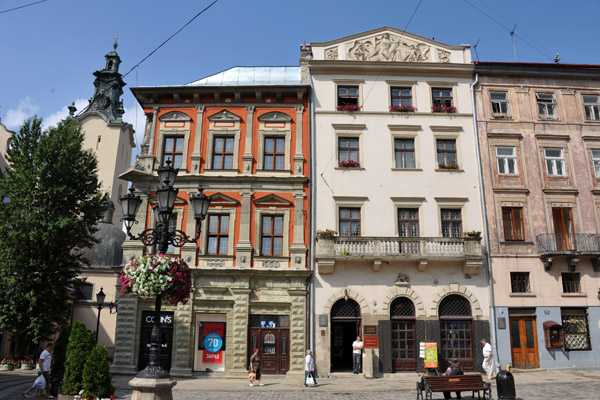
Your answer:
431,106 -> 457,113
438,163 -> 459,170
389,105 -> 416,112
338,160 -> 361,168
336,104 -> 361,112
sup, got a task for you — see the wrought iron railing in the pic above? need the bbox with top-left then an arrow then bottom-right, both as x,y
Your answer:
316,236 -> 482,258
536,233 -> 600,254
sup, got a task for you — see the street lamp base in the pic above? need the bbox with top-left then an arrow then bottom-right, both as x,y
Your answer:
129,377 -> 177,400
137,365 -> 170,379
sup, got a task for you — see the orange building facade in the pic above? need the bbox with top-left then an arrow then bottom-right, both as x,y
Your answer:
111,67 -> 311,378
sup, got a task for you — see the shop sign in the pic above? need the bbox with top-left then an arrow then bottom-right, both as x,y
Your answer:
422,342 -> 438,368
202,350 -> 222,363
363,336 -> 379,348
141,311 -> 174,327
202,322 -> 225,364
204,333 -> 223,353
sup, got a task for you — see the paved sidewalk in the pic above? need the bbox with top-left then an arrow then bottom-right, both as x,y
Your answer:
3,368 -> 600,399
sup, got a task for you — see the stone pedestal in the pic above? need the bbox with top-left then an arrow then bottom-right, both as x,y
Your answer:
129,377 -> 177,400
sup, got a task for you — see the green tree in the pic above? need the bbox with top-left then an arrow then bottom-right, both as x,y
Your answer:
0,116 -> 104,352
51,324 -> 71,381
82,346 -> 114,399
63,321 -> 95,395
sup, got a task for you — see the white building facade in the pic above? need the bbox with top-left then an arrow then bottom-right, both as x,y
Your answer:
306,27 -> 489,376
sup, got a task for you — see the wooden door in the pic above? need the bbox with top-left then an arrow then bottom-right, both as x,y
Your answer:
510,317 -> 539,369
248,328 -> 289,375
552,208 -> 575,251
391,320 -> 416,372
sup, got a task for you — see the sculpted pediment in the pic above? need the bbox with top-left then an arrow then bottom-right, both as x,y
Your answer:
254,194 -> 292,206
258,111 -> 292,122
208,110 -> 242,122
159,111 -> 191,121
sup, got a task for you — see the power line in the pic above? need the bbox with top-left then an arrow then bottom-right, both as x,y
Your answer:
463,0 -> 553,61
122,0 -> 219,78
0,0 -> 48,14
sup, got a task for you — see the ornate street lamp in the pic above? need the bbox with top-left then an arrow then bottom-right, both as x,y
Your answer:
95,287 -> 106,344
120,160 -> 211,379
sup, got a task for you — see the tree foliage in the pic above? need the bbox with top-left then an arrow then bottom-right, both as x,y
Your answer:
63,321 -> 95,395
82,346 -> 114,399
0,117 -> 104,350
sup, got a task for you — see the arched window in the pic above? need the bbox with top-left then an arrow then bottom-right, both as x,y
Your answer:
390,297 -> 415,319
331,298 -> 361,319
390,297 -> 416,372
439,295 -> 474,370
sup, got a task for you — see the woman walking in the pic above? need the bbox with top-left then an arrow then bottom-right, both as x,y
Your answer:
248,348 -> 263,386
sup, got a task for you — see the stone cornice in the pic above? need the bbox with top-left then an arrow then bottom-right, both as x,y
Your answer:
308,60 -> 473,77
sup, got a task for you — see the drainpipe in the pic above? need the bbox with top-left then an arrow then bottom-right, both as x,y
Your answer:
309,80 -> 316,355
471,73 -> 500,366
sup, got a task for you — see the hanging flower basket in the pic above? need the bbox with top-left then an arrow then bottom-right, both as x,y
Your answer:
389,105 -> 416,112
119,254 -> 192,305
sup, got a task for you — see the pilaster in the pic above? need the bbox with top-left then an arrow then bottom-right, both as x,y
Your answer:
235,189 -> 253,268
241,106 -> 255,174
138,107 -> 158,172
286,288 -> 307,378
293,105 -> 305,175
190,106 -> 205,174
226,287 -> 251,377
289,192 -> 307,270
110,293 -> 139,375
169,302 -> 194,377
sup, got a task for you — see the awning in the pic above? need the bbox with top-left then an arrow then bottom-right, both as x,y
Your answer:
543,320 -> 562,329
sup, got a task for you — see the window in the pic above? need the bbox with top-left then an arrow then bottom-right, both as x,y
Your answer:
583,95 -> 600,120
441,209 -> 462,237
391,87 -> 412,106
592,150 -> 600,177
544,148 -> 565,176
338,86 -> 359,106
394,139 -> 415,168
562,273 -> 581,293
339,207 -> 360,236
162,136 -> 184,168
212,136 -> 234,169
338,137 -> 359,163
436,139 -> 457,168
510,272 -> 530,293
561,308 -> 591,350
536,93 -> 557,119
502,207 -> 524,241
432,88 -> 453,108
490,91 -> 509,116
496,146 -> 518,175
263,137 -> 285,170
261,215 -> 283,256
398,208 -> 419,237
207,215 -> 229,255
74,283 -> 93,300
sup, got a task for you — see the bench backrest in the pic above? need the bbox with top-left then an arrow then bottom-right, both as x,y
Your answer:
424,375 -> 486,390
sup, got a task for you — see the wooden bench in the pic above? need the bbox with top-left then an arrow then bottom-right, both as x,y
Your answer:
416,374 -> 492,400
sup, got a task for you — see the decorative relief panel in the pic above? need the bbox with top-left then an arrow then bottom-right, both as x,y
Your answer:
438,50 -> 451,63
346,33 -> 431,62
325,47 -> 338,60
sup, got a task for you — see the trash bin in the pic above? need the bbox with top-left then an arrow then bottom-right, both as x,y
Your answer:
496,368 -> 516,399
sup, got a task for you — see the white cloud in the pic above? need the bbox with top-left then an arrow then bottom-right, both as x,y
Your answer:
4,97 -> 39,129
122,101 -> 145,150
43,98 -> 89,130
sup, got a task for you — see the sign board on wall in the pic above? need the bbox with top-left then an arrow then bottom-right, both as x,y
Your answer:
200,322 -> 225,364
364,325 -> 377,336
363,336 -> 379,348
422,342 -> 438,368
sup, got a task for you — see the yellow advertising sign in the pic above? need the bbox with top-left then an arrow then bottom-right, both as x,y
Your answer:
424,342 -> 438,368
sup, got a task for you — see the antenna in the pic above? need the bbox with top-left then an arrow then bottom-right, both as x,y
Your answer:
473,38 -> 481,62
510,24 -> 518,62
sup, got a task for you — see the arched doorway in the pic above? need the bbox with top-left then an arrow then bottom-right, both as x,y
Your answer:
439,294 -> 474,371
330,298 -> 361,372
390,297 -> 416,372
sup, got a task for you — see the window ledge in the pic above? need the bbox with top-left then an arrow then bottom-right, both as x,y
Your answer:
335,167 -> 366,171
584,119 -> 600,124
561,293 -> 587,297
501,240 -> 534,245
539,117 -> 559,121
256,170 -> 292,174
391,168 -> 422,172
254,256 -> 289,262
435,168 -> 464,173
492,115 -> 512,120
509,293 -> 536,297
199,255 -> 235,260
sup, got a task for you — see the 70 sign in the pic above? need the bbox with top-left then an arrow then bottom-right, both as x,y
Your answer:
204,333 -> 223,353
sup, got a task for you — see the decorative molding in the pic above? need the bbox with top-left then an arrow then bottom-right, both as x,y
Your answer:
258,111 -> 292,122
346,33 -> 430,62
325,47 -> 338,60
542,188 -> 579,195
567,256 -> 579,272
206,259 -> 225,267
159,111 -> 191,121
388,124 -> 422,132
253,193 -> 293,206
208,110 -> 242,121
381,286 -> 426,317
438,49 -> 451,63
430,125 -> 463,132
541,255 -> 554,271
263,261 -> 281,268
322,289 -> 370,316
209,193 -> 239,206
395,273 -> 410,285
332,123 -> 367,130
429,285 -> 483,318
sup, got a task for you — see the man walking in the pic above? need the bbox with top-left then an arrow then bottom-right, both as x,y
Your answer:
304,350 -> 318,387
480,338 -> 494,380
38,343 -> 53,398
352,335 -> 363,374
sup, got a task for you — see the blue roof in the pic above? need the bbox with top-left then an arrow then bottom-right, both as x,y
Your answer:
186,66 -> 303,87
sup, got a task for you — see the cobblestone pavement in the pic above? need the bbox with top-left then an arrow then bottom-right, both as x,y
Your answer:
3,369 -> 600,399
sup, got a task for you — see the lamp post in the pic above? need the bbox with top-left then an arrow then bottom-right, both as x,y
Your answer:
120,160 -> 211,380
95,287 -> 106,344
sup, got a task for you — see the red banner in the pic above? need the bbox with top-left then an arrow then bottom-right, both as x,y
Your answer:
363,336 -> 379,348
204,322 -> 225,337
202,350 -> 222,363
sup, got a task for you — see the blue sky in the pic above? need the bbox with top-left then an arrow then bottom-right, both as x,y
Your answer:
1,0 -> 598,150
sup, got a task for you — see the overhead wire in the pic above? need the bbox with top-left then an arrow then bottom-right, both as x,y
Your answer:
0,0 -> 47,15
122,0 -> 219,78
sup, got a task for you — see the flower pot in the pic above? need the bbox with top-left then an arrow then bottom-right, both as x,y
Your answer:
0,364 -> 14,371
21,364 -> 34,370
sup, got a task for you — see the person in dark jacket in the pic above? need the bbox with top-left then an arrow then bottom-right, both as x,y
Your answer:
443,358 -> 464,399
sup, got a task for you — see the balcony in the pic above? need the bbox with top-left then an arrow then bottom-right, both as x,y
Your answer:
315,236 -> 484,276
536,233 -> 600,271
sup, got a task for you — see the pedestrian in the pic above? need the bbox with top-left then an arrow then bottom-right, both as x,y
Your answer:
22,373 -> 46,399
443,359 -> 464,399
480,338 -> 494,380
304,350 -> 318,387
38,343 -> 53,398
352,335 -> 363,374
248,348 -> 263,387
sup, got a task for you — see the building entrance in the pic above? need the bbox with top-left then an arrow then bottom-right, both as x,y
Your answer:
510,315 -> 539,369
248,315 -> 290,375
138,311 -> 174,372
330,299 -> 361,372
